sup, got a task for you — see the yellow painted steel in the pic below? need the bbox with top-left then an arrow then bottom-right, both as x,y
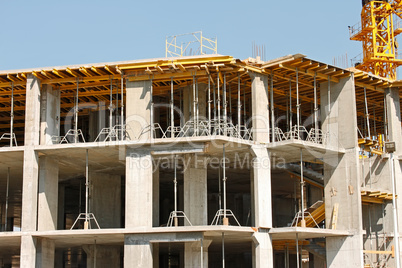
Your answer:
350,0 -> 402,80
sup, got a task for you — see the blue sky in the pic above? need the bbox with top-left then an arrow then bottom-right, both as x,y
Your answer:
0,0 -> 364,70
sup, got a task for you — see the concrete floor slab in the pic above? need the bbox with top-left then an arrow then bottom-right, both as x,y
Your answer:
269,227 -> 351,240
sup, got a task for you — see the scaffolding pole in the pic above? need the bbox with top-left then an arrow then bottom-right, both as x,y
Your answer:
223,73 -> 227,135
296,68 -> 300,130
10,82 -> 14,147
121,72 -> 124,141
237,75 -> 241,135
109,77 -> 114,132
193,75 -> 197,135
174,155 -> 178,226
223,144 -> 227,224
217,74 -> 221,133
171,77 -> 174,138
270,71 -> 275,142
85,149 -> 89,229
5,167 -> 10,231
300,149 -> 305,227
150,78 -> 154,140
222,232 -> 225,268
289,78 -> 293,130
208,74 -> 211,134
314,73 -> 318,142
74,78 -> 79,143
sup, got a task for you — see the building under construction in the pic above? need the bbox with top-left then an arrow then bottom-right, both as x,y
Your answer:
0,47 -> 401,268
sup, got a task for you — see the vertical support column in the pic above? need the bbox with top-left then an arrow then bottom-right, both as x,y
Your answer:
153,165 -> 160,227
125,149 -> 153,228
20,74 -> 41,267
126,80 -> 151,140
124,235 -> 153,267
35,238 -> 55,268
38,156 -> 59,231
40,84 -> 60,145
183,155 -> 208,225
251,145 -> 272,228
90,172 -> 121,228
184,239 -> 212,268
252,231 -> 273,268
250,72 -> 269,143
385,87 -> 402,261
320,75 -> 364,267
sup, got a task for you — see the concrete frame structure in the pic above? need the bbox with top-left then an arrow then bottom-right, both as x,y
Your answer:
0,54 -> 400,267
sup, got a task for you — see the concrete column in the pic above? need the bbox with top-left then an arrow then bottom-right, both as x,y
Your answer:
124,235 -> 153,267
386,88 -> 402,155
57,184 -> 65,230
21,74 -> 41,232
38,156 -> 59,231
90,172 -> 121,228
252,231 -> 273,268
126,149 -> 153,228
183,154 -> 208,226
251,146 -> 272,228
40,84 -> 60,145
184,239 -> 212,268
153,243 -> 159,268
126,80 -> 151,140
84,245 -> 121,268
20,235 -> 37,268
182,85 -> 192,122
321,76 -> 364,267
250,73 -> 269,143
88,102 -> 106,142
36,238 -> 55,268
153,165 -> 160,227
385,87 -> 402,261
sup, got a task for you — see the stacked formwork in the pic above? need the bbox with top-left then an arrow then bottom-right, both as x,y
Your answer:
0,54 -> 400,267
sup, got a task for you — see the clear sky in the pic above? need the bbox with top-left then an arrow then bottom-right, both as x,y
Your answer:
0,0 -> 365,70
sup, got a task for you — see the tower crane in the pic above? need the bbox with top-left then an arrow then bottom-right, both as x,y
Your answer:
350,0 -> 402,80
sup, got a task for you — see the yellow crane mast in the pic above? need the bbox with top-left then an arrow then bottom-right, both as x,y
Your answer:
350,0 -> 402,80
